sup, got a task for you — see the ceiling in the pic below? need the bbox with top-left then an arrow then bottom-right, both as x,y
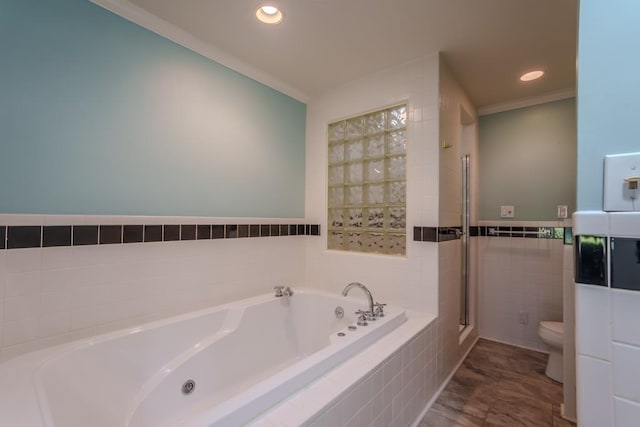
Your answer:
121,0 -> 577,109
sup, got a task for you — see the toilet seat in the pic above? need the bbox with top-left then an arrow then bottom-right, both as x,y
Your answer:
539,321 -> 563,347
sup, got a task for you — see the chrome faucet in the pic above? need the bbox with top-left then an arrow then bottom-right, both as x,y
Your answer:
342,282 -> 375,317
274,286 -> 294,297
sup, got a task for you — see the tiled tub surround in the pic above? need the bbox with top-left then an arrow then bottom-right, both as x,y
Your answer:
573,212 -> 640,427
0,290 -> 407,427
249,313 -> 443,427
0,215 -> 316,361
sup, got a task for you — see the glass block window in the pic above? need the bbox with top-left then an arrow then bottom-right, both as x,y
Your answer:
327,104 -> 407,255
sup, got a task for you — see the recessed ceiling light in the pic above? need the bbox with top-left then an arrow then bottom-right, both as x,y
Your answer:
256,5 -> 283,24
520,70 -> 545,82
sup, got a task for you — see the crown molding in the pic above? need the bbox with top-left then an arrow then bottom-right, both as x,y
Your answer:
90,0 -> 310,103
478,88 -> 575,116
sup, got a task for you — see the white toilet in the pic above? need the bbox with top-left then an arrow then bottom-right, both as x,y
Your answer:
538,321 -> 564,383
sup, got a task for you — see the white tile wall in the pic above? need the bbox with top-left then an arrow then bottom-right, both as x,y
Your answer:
614,398 -> 640,427
576,355 -> 614,427
437,60 -> 479,384
612,343 -> 640,403
303,53 -> 439,314
576,284 -> 611,360
0,216 -> 306,361
574,211 -> 640,427
478,221 -> 567,350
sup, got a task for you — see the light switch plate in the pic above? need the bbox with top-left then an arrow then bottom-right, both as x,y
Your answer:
604,152 -> 640,211
500,205 -> 515,218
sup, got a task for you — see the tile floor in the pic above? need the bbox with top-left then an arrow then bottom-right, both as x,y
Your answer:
420,339 -> 576,427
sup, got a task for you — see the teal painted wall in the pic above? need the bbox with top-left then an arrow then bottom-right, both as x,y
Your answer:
0,0 -> 306,217
577,0 -> 640,210
479,98 -> 576,221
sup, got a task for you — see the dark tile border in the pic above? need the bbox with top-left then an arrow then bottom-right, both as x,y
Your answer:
43,226 -> 71,247
163,225 -> 180,241
73,226 -> 98,246
100,225 -> 122,245
123,225 -> 143,244
413,224 -> 573,244
0,223 -> 320,250
144,225 -> 163,243
575,235 -> 608,287
7,226 -> 41,249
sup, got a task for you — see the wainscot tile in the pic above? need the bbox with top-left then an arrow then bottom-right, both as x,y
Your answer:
99,225 -> 122,245
261,224 -> 271,237
42,226 -> 71,247
197,225 -> 211,240
123,225 -> 143,243
163,225 -> 180,241
212,225 -> 225,239
7,226 -> 41,249
226,225 -> 238,238
73,225 -> 98,246
144,225 -> 162,242
180,225 -> 196,241
238,225 -> 249,238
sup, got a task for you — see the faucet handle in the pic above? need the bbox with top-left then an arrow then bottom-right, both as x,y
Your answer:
283,286 -> 294,296
355,310 -> 369,326
274,286 -> 284,297
355,309 -> 376,321
373,302 -> 387,317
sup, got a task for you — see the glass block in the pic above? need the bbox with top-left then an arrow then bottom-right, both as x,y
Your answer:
366,232 -> 385,253
346,117 -> 364,139
366,208 -> 384,229
347,209 -> 363,228
329,143 -> 345,164
328,165 -> 344,185
347,163 -> 363,183
328,209 -> 344,228
388,182 -> 406,204
366,135 -> 385,158
328,231 -> 344,250
365,111 -> 386,135
328,121 -> 345,141
389,207 -> 406,229
388,130 -> 407,154
328,187 -> 344,207
347,232 -> 363,251
387,156 -> 406,180
367,183 -> 384,204
367,159 -> 385,181
347,185 -> 363,205
346,140 -> 364,161
388,106 -> 407,129
388,233 -> 406,255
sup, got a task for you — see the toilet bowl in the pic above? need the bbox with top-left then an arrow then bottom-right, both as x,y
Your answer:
538,321 -> 564,383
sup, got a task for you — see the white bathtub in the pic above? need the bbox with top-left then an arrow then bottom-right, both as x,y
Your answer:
0,289 -> 406,427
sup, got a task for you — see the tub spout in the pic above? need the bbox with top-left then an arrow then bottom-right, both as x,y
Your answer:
342,282 -> 375,316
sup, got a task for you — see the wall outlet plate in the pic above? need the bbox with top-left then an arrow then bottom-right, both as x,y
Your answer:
557,205 -> 568,219
604,152 -> 640,211
500,205 -> 515,218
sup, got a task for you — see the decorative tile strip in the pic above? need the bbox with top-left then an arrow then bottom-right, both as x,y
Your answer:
413,225 -> 573,244
0,223 -> 321,250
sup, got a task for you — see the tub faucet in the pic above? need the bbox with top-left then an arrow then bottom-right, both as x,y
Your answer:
274,286 -> 294,297
342,282 -> 375,317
